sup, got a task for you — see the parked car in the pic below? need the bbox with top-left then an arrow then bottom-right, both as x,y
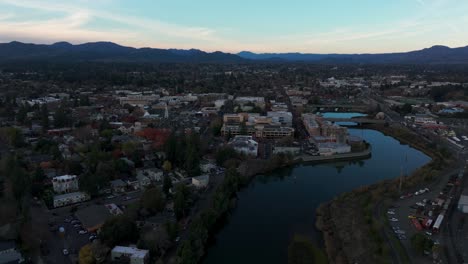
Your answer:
387,211 -> 395,215
78,230 -> 88,235
390,218 -> 399,222
63,249 -> 69,256
425,231 -> 432,236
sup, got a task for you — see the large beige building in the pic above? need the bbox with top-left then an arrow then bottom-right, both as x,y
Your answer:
221,113 -> 294,139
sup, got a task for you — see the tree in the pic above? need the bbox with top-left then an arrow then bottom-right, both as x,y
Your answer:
33,167 -> 45,182
164,133 -> 178,164
215,146 -> 238,167
138,228 -> 170,257
173,184 -> 191,219
162,174 -> 172,196
177,240 -> 196,264
411,233 -> 433,254
79,244 -> 95,264
162,160 -> 172,172
53,106 -> 70,128
100,216 -> 139,247
16,104 -> 28,124
141,187 -> 165,215
210,118 -> 223,136
288,234 -> 327,264
0,127 -> 24,148
399,103 -> 413,115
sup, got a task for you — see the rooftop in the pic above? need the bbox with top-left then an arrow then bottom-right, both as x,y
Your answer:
112,246 -> 149,258
54,191 -> 87,200
75,204 -> 113,229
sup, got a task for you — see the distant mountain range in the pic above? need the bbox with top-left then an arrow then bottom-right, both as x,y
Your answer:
238,45 -> 468,64
0,41 -> 244,63
0,41 -> 468,64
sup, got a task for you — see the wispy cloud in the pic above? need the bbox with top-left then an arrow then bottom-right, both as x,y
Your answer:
0,0 -> 219,44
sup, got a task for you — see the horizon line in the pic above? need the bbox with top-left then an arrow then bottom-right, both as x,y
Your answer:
2,39 -> 468,55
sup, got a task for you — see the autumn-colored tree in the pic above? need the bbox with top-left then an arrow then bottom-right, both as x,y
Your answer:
79,244 -> 95,264
162,160 -> 172,172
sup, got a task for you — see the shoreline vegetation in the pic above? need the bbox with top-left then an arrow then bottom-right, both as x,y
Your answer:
315,124 -> 455,264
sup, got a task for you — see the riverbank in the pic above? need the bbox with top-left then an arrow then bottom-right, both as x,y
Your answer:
315,124 -> 455,264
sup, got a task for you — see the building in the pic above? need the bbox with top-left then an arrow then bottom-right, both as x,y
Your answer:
221,113 -> 294,139
254,125 -> 294,139
234,97 -> 265,109
52,175 -> 79,193
223,113 -> 245,123
192,175 -> 210,189
0,240 -> 24,264
53,192 -> 90,208
228,136 -> 258,156
136,168 -> 163,182
119,95 -> 159,107
458,194 -> 468,213
110,179 -> 127,193
267,111 -> 293,126
321,122 -> 348,144
317,143 -> 351,156
111,246 -> 149,264
302,114 -> 321,136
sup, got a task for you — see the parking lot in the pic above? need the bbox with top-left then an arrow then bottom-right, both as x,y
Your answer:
384,168 -> 463,264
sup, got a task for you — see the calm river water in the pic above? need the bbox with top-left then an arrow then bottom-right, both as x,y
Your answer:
204,114 -> 430,264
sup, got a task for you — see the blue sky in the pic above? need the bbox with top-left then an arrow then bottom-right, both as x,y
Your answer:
0,0 -> 467,53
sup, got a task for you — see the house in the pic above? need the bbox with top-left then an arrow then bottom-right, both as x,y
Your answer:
53,192 -> 90,208
111,246 -> 149,264
0,240 -> 24,264
126,178 -> 140,190
135,174 -> 151,189
200,162 -> 217,173
110,179 -> 127,193
52,175 -> 79,193
192,175 -> 210,189
136,168 -> 163,182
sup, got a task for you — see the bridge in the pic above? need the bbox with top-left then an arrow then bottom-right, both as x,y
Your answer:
310,104 -> 368,110
323,117 -> 387,124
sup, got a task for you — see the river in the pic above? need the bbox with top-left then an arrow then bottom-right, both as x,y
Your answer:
203,114 -> 431,264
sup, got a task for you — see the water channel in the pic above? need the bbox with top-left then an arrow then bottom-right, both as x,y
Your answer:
204,113 -> 430,264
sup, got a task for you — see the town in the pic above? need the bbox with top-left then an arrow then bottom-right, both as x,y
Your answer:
1,62 -> 468,264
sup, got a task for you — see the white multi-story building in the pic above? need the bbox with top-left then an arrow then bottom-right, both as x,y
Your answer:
52,175 -> 79,193
228,135 -> 259,156
111,246 -> 149,264
317,143 -> 351,156
53,192 -> 90,208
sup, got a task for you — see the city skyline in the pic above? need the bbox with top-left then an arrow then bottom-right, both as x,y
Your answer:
0,0 -> 467,53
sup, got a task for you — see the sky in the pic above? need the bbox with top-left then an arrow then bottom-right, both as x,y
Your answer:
0,0 -> 467,54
